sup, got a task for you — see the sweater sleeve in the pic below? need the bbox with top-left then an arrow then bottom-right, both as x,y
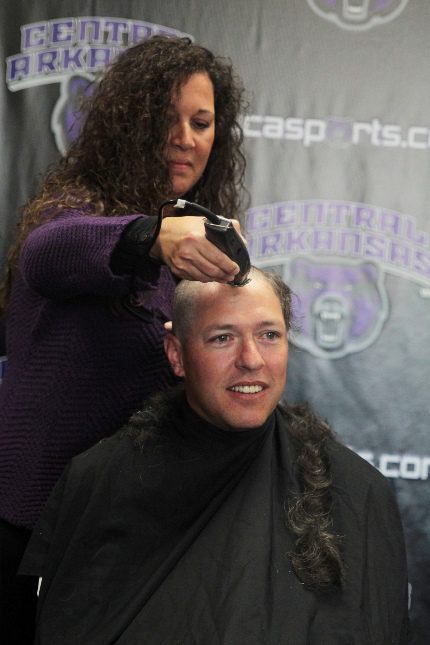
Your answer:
19,210 -> 161,299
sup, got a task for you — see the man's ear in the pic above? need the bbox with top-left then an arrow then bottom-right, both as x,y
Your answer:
164,333 -> 185,378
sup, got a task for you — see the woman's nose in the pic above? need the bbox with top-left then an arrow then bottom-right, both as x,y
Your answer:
169,121 -> 194,149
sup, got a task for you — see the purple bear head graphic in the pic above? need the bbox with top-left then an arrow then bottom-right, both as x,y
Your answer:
287,256 -> 389,359
306,0 -> 409,30
51,74 -> 97,155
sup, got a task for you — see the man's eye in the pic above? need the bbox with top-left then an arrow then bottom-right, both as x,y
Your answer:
211,334 -> 230,344
263,331 -> 280,340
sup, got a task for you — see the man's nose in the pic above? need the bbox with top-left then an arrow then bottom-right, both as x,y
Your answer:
236,338 -> 265,370
169,121 -> 194,149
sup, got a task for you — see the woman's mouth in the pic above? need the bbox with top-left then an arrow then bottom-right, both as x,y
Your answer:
169,160 -> 191,170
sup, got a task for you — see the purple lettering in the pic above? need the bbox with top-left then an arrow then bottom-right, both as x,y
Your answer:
363,235 -> 386,260
380,209 -> 401,236
302,202 -> 325,225
261,234 -> 281,255
328,202 -> 350,226
274,203 -> 296,227
353,206 -> 376,230
414,251 -> 430,277
36,49 -> 58,73
63,48 -> 86,71
22,23 -> 47,50
339,231 -> 361,254
52,20 -> 74,45
78,19 -> 101,43
285,230 -> 307,252
246,208 -> 271,232
310,229 -> 334,252
6,55 -> 31,82
390,242 -> 411,267
88,47 -> 113,70
104,20 -> 129,44
405,217 -> 429,246
131,23 -> 152,44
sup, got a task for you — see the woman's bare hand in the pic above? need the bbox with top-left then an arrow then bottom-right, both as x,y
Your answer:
150,215 -> 245,282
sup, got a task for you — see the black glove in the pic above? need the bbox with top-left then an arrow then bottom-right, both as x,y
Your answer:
110,216 -> 159,275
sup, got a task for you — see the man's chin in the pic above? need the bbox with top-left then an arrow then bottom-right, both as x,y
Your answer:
223,413 -> 273,432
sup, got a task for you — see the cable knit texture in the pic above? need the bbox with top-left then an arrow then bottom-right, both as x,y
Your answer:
0,210 -> 177,528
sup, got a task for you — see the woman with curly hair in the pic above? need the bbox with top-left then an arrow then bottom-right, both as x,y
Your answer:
0,35 -> 248,643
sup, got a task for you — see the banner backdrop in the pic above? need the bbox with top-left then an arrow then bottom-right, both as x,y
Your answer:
1,1 -> 428,641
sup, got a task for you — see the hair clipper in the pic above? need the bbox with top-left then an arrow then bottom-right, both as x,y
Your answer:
164,199 -> 251,286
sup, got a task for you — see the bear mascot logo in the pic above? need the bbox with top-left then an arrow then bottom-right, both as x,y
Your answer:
306,0 -> 409,31
287,256 -> 389,359
51,73 -> 97,155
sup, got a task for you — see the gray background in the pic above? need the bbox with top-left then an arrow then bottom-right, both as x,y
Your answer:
0,1 -> 428,641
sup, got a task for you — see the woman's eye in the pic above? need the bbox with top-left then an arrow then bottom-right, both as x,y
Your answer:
193,120 -> 210,130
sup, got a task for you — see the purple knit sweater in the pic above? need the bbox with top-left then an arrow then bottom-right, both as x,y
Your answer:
0,210 -> 178,528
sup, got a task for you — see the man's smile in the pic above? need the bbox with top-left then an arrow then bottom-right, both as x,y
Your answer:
228,384 -> 265,394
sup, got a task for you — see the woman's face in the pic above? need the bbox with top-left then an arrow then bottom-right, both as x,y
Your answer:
166,72 -> 215,197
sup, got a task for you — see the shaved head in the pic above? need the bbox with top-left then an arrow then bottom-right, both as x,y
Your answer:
171,267 -> 293,343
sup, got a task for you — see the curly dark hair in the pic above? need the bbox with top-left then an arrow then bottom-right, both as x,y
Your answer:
281,402 -> 344,591
1,36 -> 247,309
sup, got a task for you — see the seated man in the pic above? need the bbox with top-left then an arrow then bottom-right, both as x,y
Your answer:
21,267 -> 410,644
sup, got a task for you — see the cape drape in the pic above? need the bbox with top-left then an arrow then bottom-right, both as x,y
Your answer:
21,392 -> 409,644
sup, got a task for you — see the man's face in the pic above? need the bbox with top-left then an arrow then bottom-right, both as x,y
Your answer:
165,276 -> 289,431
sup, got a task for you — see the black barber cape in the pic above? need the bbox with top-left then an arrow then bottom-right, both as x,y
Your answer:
21,391 -> 409,644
